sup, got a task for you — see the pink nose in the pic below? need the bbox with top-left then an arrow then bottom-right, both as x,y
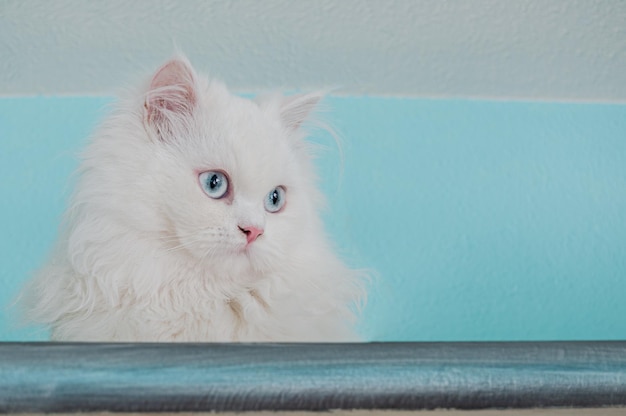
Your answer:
239,225 -> 264,244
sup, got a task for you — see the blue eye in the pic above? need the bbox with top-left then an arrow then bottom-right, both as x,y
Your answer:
264,186 -> 286,213
199,171 -> 228,199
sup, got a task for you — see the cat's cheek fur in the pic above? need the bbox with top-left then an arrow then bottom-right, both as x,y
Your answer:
21,55 -> 365,342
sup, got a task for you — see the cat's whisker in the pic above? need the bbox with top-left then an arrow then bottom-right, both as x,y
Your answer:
162,236 -> 203,248
149,236 -> 209,261
199,243 -> 221,264
164,238 -> 204,252
157,232 -> 202,243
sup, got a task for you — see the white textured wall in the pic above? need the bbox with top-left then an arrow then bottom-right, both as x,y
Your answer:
1,0 -> 625,100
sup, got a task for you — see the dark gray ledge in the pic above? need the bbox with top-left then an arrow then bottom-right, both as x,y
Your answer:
1,342 -> 625,413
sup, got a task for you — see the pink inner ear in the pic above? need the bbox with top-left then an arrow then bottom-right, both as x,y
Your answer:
145,59 -> 197,131
151,60 -> 195,91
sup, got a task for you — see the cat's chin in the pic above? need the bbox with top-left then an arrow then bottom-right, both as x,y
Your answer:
186,242 -> 270,274
225,241 -> 257,257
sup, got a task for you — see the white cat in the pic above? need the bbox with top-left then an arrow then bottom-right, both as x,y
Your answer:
22,55 -> 365,342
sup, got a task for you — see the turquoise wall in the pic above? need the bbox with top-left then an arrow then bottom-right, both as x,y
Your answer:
1,96 -> 625,341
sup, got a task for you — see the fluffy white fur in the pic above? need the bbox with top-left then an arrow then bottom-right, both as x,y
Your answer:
22,56 -> 364,342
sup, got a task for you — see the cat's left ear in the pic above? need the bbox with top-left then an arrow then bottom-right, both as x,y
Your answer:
279,92 -> 324,134
144,57 -> 197,141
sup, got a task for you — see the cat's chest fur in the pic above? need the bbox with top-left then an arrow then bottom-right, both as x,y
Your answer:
44,271 -> 281,342
91,280 -> 285,342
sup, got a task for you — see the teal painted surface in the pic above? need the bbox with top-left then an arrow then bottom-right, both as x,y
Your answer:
3,343 -> 626,411
1,96 -> 625,341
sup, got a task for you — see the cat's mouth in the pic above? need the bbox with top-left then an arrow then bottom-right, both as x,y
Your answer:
240,241 -> 259,255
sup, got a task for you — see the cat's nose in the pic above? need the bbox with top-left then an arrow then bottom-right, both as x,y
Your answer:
239,225 -> 264,244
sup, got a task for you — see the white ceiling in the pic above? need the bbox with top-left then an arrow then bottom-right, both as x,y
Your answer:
1,0 -> 625,101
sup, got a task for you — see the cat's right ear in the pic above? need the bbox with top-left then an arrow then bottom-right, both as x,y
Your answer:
144,57 -> 197,142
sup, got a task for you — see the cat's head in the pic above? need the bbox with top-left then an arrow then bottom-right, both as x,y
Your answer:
137,56 -> 328,276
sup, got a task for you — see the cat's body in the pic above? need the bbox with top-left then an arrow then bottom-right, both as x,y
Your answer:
23,56 -> 363,342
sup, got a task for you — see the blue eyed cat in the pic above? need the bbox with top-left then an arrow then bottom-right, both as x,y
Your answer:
23,56 -> 364,341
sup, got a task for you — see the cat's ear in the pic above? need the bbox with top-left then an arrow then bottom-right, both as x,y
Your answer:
279,92 -> 324,133
144,57 -> 197,141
